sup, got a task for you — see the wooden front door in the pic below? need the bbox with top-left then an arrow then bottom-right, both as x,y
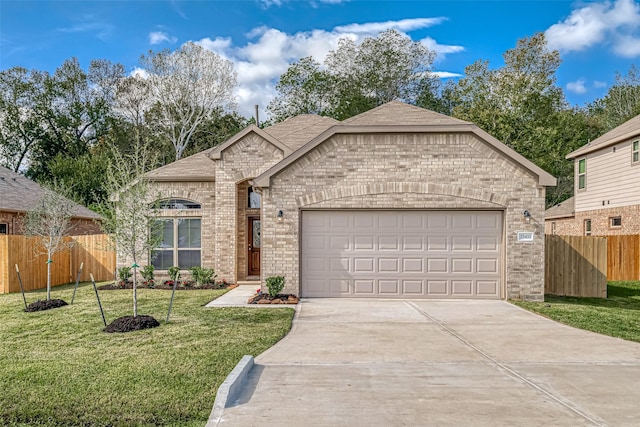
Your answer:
248,217 -> 261,276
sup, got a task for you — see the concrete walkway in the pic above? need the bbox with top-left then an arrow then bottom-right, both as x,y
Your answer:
216,299 -> 640,426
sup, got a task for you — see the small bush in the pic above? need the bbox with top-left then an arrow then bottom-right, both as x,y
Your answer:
188,266 -> 217,287
167,266 -> 180,282
140,265 -> 154,281
118,266 -> 132,283
266,276 -> 285,298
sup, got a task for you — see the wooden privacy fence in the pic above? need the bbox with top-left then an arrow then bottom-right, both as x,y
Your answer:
0,234 -> 115,294
545,235 -> 608,298
607,235 -> 640,281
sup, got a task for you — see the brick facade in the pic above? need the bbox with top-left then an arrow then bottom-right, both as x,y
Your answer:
546,205 -> 640,236
0,210 -> 101,236
262,132 -> 546,301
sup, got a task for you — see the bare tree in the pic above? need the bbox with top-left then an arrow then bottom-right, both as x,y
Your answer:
24,184 -> 77,300
100,142 -> 161,317
140,42 -> 237,160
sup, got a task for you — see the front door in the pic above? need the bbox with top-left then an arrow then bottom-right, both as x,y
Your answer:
248,217 -> 261,276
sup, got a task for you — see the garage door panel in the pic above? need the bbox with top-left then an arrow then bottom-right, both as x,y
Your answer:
301,211 -> 502,299
354,280 -> 375,294
379,280 -> 400,295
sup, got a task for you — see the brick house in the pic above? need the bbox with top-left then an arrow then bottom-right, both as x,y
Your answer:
0,165 -> 102,235
142,101 -> 555,300
545,114 -> 640,236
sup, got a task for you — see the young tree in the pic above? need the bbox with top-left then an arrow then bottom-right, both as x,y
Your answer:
140,42 -> 237,160
100,142 -> 161,318
23,184 -> 77,301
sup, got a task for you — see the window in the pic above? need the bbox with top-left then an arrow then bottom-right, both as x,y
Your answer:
551,222 -> 556,235
578,158 -> 586,190
151,218 -> 201,269
610,216 -> 622,228
157,199 -> 201,210
0,224 -> 6,234
633,140 -> 639,164
248,186 -> 261,208
584,219 -> 592,236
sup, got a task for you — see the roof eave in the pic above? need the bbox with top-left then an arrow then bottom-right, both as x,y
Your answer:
567,130 -> 640,159
209,125 -> 293,160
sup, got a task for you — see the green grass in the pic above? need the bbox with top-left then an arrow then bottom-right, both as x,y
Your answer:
0,282 -> 294,427
514,281 -> 640,343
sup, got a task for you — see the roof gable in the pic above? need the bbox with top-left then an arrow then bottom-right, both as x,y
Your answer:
545,196 -> 575,219
568,114 -> 640,159
0,166 -> 101,219
209,125 -> 293,160
254,102 -> 556,188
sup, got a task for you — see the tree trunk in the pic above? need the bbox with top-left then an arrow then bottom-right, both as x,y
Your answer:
133,264 -> 138,318
47,254 -> 52,301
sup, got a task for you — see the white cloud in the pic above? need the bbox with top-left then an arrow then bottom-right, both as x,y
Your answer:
149,31 -> 177,45
130,67 -> 150,78
594,80 -> 608,88
58,19 -> 114,41
189,18 -> 463,118
258,0 -> 348,7
334,18 -> 446,34
432,71 -> 462,79
566,79 -> 588,94
545,0 -> 640,57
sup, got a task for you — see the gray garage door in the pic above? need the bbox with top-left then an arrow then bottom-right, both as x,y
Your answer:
301,210 -> 503,299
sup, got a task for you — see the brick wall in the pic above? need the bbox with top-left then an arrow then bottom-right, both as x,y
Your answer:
0,211 -> 101,235
545,204 -> 640,236
262,132 -> 547,301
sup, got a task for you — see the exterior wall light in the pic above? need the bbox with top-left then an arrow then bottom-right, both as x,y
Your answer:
277,210 -> 284,222
523,210 -> 531,223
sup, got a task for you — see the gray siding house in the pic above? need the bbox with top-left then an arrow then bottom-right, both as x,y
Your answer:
546,114 -> 640,236
142,101 -> 555,301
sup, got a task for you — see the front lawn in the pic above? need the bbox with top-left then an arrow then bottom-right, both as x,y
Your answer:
514,281 -> 640,343
0,282 -> 294,426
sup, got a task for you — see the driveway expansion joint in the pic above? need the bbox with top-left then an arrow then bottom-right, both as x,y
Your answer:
404,301 -> 606,427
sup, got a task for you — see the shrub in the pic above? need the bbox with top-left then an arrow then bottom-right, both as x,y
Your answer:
266,276 -> 285,298
140,265 -> 154,281
167,266 -> 180,282
118,266 -> 132,283
188,266 -> 217,287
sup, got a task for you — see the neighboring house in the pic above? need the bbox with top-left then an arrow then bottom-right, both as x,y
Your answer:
0,166 -> 102,235
141,101 -> 555,301
545,114 -> 640,236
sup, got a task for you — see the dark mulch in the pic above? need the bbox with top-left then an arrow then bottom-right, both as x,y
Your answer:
104,315 -> 160,333
24,299 -> 68,312
248,294 -> 299,305
98,282 -> 235,291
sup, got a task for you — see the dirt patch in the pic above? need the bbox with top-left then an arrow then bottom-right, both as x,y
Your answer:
248,294 -> 299,305
104,315 -> 160,333
25,299 -> 68,312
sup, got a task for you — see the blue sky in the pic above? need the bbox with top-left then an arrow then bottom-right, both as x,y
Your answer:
1,0 -> 639,119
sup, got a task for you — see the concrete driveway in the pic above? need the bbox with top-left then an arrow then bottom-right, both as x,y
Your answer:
217,299 -> 640,426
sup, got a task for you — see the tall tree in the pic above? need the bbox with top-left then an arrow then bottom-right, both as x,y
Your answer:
589,64 -> 640,131
140,42 -> 237,160
450,33 -> 589,206
268,29 -> 439,122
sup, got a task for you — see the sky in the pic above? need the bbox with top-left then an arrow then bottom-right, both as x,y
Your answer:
1,0 -> 639,119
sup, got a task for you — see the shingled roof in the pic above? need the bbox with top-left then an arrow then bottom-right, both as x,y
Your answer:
263,115 -> 339,151
0,166 -> 101,219
343,100 -> 471,126
568,114 -> 640,158
545,196 -> 575,220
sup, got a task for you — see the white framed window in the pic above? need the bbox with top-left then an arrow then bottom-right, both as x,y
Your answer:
584,219 -> 592,236
633,140 -> 639,164
151,218 -> 201,269
610,216 -> 622,228
578,158 -> 586,190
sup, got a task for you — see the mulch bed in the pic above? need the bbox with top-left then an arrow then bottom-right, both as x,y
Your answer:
104,315 -> 160,333
98,282 -> 237,291
25,299 -> 68,312
248,294 -> 299,305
